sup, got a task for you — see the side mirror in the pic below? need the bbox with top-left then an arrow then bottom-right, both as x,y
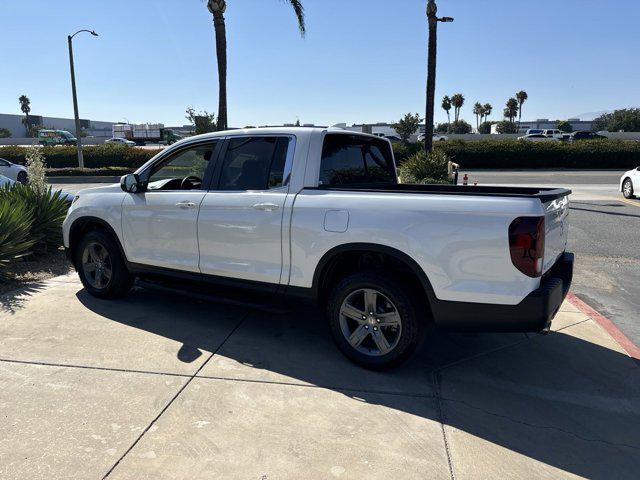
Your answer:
121,173 -> 142,193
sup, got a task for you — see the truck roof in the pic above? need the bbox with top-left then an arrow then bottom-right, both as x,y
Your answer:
184,126 -> 383,142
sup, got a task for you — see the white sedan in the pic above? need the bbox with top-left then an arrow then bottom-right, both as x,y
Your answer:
620,167 -> 640,199
417,133 -> 448,142
517,134 -> 560,142
0,157 -> 28,184
105,137 -> 136,146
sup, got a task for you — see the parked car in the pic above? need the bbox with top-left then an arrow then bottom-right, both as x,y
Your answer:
38,129 -> 77,146
105,137 -> 136,147
0,174 -> 75,203
417,133 -> 448,142
620,167 -> 640,199
526,129 -> 544,135
517,134 -> 560,142
542,129 -> 564,139
63,128 -> 573,369
569,131 -> 608,141
383,135 -> 402,143
0,157 -> 28,184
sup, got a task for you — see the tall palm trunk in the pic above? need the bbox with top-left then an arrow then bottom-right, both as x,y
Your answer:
213,11 -> 228,131
424,2 -> 438,153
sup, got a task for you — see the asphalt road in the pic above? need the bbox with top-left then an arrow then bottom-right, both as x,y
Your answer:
51,170 -> 640,347
460,170 -> 640,346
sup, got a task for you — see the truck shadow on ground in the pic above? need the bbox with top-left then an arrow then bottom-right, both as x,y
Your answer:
77,286 -> 640,480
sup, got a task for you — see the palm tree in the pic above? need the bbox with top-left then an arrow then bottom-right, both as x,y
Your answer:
441,96 -> 452,125
473,102 -> 483,130
206,0 -> 306,131
483,103 -> 492,123
505,97 -> 518,123
516,90 -> 528,126
18,95 -> 31,134
451,93 -> 465,122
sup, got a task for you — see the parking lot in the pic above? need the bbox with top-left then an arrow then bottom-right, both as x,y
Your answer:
1,271 -> 639,479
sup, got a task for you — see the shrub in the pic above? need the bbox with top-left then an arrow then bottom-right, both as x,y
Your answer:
433,139 -> 640,169
398,149 -> 451,184
391,142 -> 422,166
392,113 -> 421,143
495,121 -> 518,134
435,123 -> 450,134
25,146 -> 47,193
0,128 -> 11,138
0,196 -> 35,281
0,144 -> 160,169
45,166 -> 133,177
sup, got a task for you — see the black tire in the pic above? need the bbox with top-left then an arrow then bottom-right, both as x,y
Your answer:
622,178 -> 635,199
326,272 -> 423,370
74,229 -> 133,299
16,171 -> 28,185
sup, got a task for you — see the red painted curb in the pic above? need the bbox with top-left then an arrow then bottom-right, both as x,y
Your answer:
566,293 -> 640,361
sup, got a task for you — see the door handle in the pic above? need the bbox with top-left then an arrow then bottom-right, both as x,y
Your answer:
252,203 -> 280,212
176,201 -> 197,209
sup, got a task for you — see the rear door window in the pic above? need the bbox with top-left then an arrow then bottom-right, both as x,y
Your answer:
319,134 -> 396,187
218,136 -> 291,191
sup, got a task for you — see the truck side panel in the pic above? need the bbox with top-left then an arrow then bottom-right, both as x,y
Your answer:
289,189 -> 544,306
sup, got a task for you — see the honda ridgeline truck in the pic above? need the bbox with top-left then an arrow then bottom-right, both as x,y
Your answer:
63,128 -> 573,369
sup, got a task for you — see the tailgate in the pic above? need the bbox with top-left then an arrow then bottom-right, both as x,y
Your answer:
542,194 -> 569,273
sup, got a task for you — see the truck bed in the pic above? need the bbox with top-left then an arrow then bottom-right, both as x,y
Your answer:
313,184 -> 571,202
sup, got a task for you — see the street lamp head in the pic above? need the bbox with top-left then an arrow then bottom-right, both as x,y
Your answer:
90,30 -> 99,36
439,17 -> 455,23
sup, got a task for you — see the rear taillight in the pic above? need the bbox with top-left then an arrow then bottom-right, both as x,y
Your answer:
509,216 -> 545,277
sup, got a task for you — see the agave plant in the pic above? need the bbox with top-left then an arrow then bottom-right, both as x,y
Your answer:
2,183 -> 69,256
0,196 -> 35,281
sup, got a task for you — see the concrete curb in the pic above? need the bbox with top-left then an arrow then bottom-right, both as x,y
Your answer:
45,176 -> 120,184
567,292 -> 640,361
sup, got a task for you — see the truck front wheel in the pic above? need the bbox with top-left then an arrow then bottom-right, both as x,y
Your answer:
75,229 -> 133,299
327,273 -> 423,370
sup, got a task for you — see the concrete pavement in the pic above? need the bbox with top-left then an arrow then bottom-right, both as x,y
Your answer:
1,274 -> 639,479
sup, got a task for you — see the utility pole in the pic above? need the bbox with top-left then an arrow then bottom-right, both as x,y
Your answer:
424,1 -> 453,153
68,29 -> 98,169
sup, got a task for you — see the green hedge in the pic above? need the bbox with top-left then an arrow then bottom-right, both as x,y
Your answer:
393,139 -> 640,169
0,144 -> 160,169
45,167 -> 133,177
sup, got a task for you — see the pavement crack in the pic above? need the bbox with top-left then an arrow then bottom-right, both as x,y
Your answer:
432,371 -> 456,480
101,311 -> 250,479
439,395 -> 640,452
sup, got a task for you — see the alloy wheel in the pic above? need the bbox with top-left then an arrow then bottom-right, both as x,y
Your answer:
81,241 -> 112,289
338,288 -> 402,356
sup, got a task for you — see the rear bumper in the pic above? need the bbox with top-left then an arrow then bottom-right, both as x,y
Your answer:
431,252 -> 574,332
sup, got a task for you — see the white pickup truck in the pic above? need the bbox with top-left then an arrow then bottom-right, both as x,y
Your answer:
63,127 -> 573,369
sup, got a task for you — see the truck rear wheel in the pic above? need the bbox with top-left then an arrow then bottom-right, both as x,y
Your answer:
75,229 -> 133,299
327,272 -> 423,370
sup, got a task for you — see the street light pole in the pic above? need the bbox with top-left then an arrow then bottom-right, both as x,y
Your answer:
424,1 -> 453,153
67,29 -> 98,169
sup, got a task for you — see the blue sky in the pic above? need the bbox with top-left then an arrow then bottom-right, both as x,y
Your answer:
1,0 -> 638,127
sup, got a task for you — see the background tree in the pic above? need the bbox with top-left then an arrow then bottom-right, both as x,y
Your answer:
473,102 -> 483,130
451,93 -> 465,122
495,120 -> 518,134
592,108 -> 640,132
504,97 -> 518,124
516,90 -> 528,125
556,120 -> 573,133
392,113 -> 422,143
450,119 -> 472,134
206,0 -> 306,131
18,95 -> 31,135
478,121 -> 493,134
185,107 -> 216,135
441,96 -> 452,125
0,128 -> 11,138
482,103 -> 492,123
